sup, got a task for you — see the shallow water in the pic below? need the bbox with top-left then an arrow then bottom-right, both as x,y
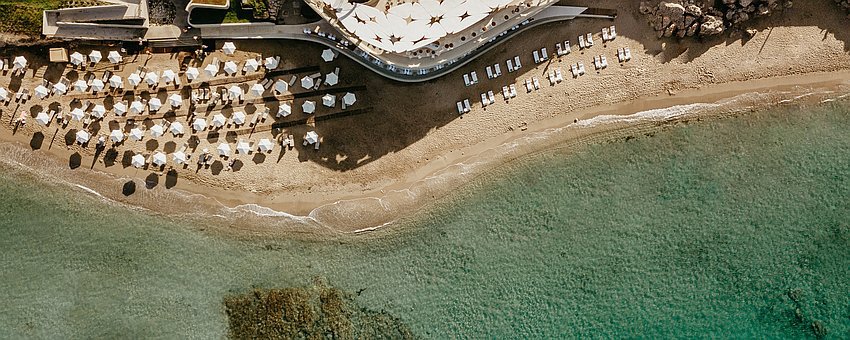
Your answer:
0,101 -> 848,338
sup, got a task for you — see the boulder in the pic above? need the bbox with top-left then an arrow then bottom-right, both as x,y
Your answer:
699,15 -> 725,35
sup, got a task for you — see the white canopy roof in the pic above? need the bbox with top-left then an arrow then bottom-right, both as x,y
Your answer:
325,72 -> 339,86
305,131 -> 319,144
232,111 -> 246,125
12,56 -> 26,70
217,142 -> 231,156
89,50 -> 102,63
128,73 -> 142,87
74,80 -> 88,92
130,100 -> 144,114
110,129 -> 124,143
172,151 -> 187,164
90,79 -> 104,92
36,111 -> 50,125
75,130 -> 90,144
222,42 -> 237,55
204,63 -> 219,77
186,67 -> 200,81
322,94 -> 336,107
53,82 -> 68,95
70,52 -> 84,66
148,98 -> 162,112
223,61 -> 238,75
170,122 -> 185,135
108,51 -> 122,64
321,49 -> 335,62
236,140 -> 251,154
302,100 -> 316,114
343,92 -> 357,106
168,94 -> 182,107
244,59 -> 259,73
192,118 -> 207,131
152,152 -> 167,166
228,85 -> 243,100
274,80 -> 289,94
258,138 -> 274,152
70,108 -> 85,121
150,124 -> 164,138
0,87 -> 9,101
161,69 -> 176,83
129,128 -> 144,141
109,75 -> 123,88
300,76 -> 315,89
131,154 -> 146,168
212,114 -> 227,127
250,83 -> 265,97
113,101 -> 127,115
145,72 -> 159,86
277,103 -> 291,117
264,56 -> 279,69
34,85 -> 49,99
91,104 -> 106,118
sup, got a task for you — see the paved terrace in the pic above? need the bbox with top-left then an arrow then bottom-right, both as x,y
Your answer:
198,5 -> 608,82
43,0 -> 149,40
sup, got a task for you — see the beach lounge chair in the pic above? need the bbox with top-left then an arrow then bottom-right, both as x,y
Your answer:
494,64 -> 501,77
586,33 -> 594,47
579,35 -> 586,49
464,73 -> 471,86
617,48 -> 625,62
601,55 -> 608,69
571,64 -> 579,77
457,101 -> 464,114
610,26 -> 617,40
556,43 -> 563,56
532,77 -> 540,90
507,59 -> 514,72
549,72 -> 557,85
579,63 -> 586,75
602,27 -> 610,42
481,93 -> 489,107
486,66 -> 494,79
525,79 -> 533,92
593,56 -> 601,70
463,99 -> 471,113
555,69 -> 563,82
624,47 -> 632,61
488,91 -> 495,104
509,84 -> 517,98
514,56 -> 522,69
564,41 -> 571,54
470,71 -> 478,84
533,50 -> 540,64
502,86 -> 510,100
541,48 -> 548,61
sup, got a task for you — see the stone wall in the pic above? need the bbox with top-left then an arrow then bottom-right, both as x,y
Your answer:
639,0 -> 793,38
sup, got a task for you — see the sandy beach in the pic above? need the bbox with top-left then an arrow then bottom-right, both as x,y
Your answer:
0,0 -> 849,234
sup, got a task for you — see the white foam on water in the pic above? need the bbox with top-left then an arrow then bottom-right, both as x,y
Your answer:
570,103 -> 718,128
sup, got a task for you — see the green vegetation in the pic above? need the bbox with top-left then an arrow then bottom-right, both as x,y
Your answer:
222,0 -> 251,23
224,280 -> 416,339
0,0 -> 105,36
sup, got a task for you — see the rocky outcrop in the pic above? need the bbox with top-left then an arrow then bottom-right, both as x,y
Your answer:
640,0 -> 794,38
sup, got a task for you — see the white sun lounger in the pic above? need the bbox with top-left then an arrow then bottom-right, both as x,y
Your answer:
463,99 -> 471,112
507,59 -> 514,72
533,50 -> 540,64
514,56 -> 522,69
617,48 -> 625,62
578,35 -> 586,49
494,64 -> 501,77
571,64 -> 579,77
486,66 -> 494,79
471,71 -> 478,84
624,47 -> 632,61
578,62 -> 586,75
488,91 -> 495,104
457,101 -> 464,114
601,55 -> 608,68
540,48 -> 548,61
564,40 -> 571,54
602,27 -> 610,42
481,93 -> 489,107
463,74 -> 471,86
586,33 -> 594,46
610,25 -> 617,40
556,43 -> 563,56
555,69 -> 563,82
593,56 -> 601,70
509,84 -> 517,98
502,86 -> 510,100
532,77 -> 540,90
548,72 -> 556,86
525,79 -> 533,92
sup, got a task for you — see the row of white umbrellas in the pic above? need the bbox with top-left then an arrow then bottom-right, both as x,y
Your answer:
69,51 -> 122,66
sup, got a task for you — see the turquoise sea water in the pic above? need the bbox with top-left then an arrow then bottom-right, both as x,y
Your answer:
0,102 -> 849,338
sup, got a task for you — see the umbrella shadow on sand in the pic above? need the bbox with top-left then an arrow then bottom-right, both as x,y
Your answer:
30,132 -> 44,150
165,169 -> 178,189
122,180 -> 136,196
68,152 -> 82,169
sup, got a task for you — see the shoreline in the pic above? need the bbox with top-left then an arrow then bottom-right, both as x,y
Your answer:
0,70 -> 848,236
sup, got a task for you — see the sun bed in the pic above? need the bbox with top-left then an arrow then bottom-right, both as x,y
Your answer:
525,79 -> 533,92
548,72 -> 555,85
471,71 -> 478,84
532,77 -> 540,90
502,86 -> 510,100
601,55 -> 608,69
602,27 -> 610,42
586,33 -> 594,46
464,73 -> 471,86
571,64 -> 579,77
463,99 -> 471,112
533,50 -> 540,64
579,35 -> 586,49
555,69 -> 563,82
507,59 -> 514,72
556,43 -> 564,56
486,66 -> 494,79
624,47 -> 632,61
578,63 -> 586,75
494,64 -> 501,77
488,91 -> 495,104
617,48 -> 625,62
564,40 -> 571,54
540,48 -> 548,61
481,93 -> 489,107
610,25 -> 617,40
509,84 -> 517,98
514,56 -> 522,69
457,101 -> 464,114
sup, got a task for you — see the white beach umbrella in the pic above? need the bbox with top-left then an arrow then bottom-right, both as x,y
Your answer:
0,87 -> 8,101
217,143 -> 231,156
322,94 -> 335,107
130,100 -> 144,114
232,111 -> 246,125
90,104 -> 106,118
34,85 -> 49,99
277,103 -> 291,117
236,140 -> 251,154
243,59 -> 259,73
300,76 -> 315,89
302,100 -> 316,114
222,42 -> 237,55
149,124 -> 164,138
250,83 -> 265,97
70,52 -> 84,66
168,94 -> 182,108
223,61 -> 238,75
110,129 -> 124,143
257,138 -> 273,152
145,72 -> 159,86
90,79 -> 105,92
274,80 -> 288,94
321,49 -> 335,62
172,151 -> 187,165
108,51 -> 122,64
204,63 -> 219,77
35,111 -> 50,125
129,128 -> 144,141
131,154 -> 146,168
264,56 -> 279,70
325,72 -> 338,86
13,56 -> 27,70
109,75 -> 123,89
343,92 -> 357,106
228,85 -> 243,100
75,130 -> 90,144
89,50 -> 102,63
212,113 -> 227,128
192,118 -> 207,132
170,122 -> 185,136
161,69 -> 176,84
185,67 -> 199,81
152,152 -> 167,166
126,73 -> 141,88
113,101 -> 127,116
70,108 -> 85,121
305,131 -> 319,144
148,98 -> 162,112
53,82 -> 67,95
74,79 -> 88,92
